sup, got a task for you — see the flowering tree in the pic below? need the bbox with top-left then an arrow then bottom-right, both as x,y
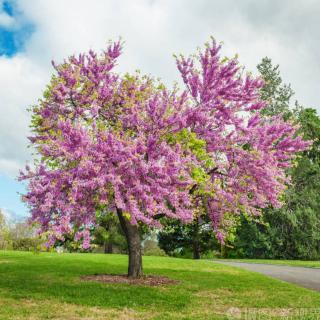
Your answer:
20,39 -> 308,278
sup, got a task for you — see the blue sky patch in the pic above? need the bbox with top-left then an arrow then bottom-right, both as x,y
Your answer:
3,0 -> 14,16
0,174 -> 27,218
0,0 -> 34,57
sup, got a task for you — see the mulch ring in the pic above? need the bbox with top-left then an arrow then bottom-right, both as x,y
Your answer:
81,274 -> 180,286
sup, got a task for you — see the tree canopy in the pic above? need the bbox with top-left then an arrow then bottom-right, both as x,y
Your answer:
20,40 -> 308,276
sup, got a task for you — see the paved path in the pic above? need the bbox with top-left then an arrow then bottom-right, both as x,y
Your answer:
214,260 -> 320,292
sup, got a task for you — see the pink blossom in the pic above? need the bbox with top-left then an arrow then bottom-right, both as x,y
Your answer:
20,39 -> 309,247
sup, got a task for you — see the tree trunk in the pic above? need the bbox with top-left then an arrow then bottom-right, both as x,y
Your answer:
104,242 -> 113,254
192,219 -> 201,259
193,241 -> 201,259
220,243 -> 226,258
116,208 -> 143,278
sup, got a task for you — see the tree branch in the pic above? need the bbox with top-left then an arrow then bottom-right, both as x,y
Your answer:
189,166 -> 227,195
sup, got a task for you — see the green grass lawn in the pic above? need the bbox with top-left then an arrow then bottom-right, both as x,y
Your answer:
1,251 -> 320,320
217,258 -> 320,268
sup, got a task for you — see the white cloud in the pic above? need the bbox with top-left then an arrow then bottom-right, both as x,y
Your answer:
0,54 -> 49,176
0,11 -> 14,27
0,0 -> 319,177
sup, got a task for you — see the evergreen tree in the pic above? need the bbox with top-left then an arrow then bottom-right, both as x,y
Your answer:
93,213 -> 127,254
158,217 -> 218,259
230,59 -> 320,260
257,57 -> 294,118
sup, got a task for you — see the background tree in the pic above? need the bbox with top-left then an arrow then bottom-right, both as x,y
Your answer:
20,40 -> 307,278
0,210 -> 5,229
0,210 -> 11,249
93,212 -> 127,254
0,210 -> 42,251
158,216 -> 218,259
9,221 -> 41,251
257,57 -> 294,118
229,58 -> 320,259
142,231 -> 167,257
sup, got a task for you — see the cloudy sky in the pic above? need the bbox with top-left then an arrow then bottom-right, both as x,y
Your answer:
0,0 -> 319,217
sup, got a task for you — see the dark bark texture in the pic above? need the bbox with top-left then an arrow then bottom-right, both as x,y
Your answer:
192,218 -> 201,259
104,242 -> 113,254
192,241 -> 201,259
116,208 -> 143,278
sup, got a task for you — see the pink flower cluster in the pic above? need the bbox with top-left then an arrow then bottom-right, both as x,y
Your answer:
20,39 -> 309,247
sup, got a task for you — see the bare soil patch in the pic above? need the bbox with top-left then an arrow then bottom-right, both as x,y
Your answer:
81,274 -> 179,286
